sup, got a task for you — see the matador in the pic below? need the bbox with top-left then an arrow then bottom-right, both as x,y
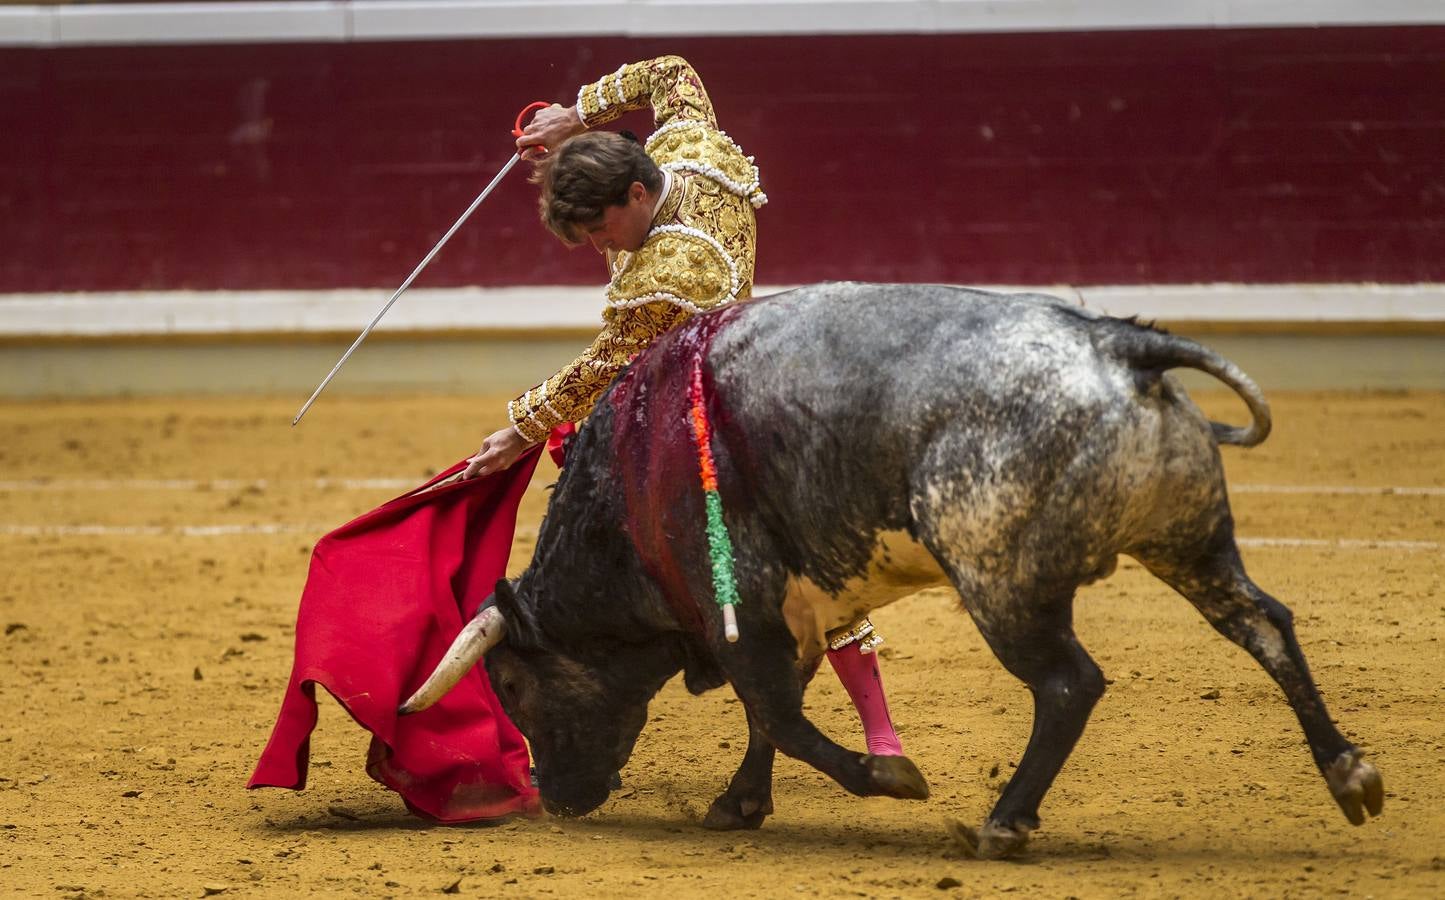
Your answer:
463,55 -> 905,758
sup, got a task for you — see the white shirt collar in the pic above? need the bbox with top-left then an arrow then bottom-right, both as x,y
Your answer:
649,170 -> 674,222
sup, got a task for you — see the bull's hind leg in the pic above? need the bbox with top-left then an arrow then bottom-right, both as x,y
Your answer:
947,577 -> 1107,859
1136,526 -> 1384,826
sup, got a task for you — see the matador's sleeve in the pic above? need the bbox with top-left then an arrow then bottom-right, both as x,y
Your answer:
507,300 -> 685,444
575,55 -> 716,131
508,229 -> 740,443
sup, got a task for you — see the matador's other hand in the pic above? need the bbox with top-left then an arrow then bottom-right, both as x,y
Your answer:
516,104 -> 586,156
462,425 -> 533,480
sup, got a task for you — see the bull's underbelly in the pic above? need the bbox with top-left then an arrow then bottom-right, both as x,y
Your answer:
781,530 -> 949,659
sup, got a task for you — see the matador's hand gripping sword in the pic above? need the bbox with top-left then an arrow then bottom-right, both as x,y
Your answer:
292,101 -> 553,426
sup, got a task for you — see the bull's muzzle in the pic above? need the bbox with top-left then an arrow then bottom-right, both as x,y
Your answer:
398,604 -> 507,715
538,777 -> 612,818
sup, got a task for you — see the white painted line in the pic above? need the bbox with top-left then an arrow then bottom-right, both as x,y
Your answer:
1238,537 -> 1439,551
1073,283 -> 1445,323
53,1 -> 347,46
3,1 -> 1442,47
0,523 -> 1436,550
1232,484 -> 1445,497
0,523 -> 327,537
0,478 -> 418,492
0,7 -> 54,44
2,479 -> 1442,497
0,287 -> 608,337
353,0 -> 636,41
3,284 -> 1441,337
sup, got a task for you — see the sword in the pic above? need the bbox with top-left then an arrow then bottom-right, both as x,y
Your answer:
292,101 -> 553,426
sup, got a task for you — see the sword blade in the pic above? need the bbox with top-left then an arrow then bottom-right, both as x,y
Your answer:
292,152 -> 525,426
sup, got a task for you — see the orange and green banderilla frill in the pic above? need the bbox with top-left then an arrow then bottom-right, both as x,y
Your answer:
687,350 -> 741,641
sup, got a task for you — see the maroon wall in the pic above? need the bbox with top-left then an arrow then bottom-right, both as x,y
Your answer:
3,27 -> 1443,291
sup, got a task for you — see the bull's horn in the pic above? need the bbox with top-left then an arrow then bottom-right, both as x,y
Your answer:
398,605 -> 507,715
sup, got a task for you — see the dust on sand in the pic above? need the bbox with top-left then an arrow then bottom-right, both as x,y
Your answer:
2,391 -> 1442,898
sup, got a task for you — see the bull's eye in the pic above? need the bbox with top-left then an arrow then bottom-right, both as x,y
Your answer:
494,680 -> 516,704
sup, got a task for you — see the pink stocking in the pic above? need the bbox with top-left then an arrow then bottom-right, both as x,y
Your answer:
826,645 -> 904,756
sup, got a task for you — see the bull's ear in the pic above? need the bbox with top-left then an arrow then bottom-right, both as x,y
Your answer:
491,578 -> 542,649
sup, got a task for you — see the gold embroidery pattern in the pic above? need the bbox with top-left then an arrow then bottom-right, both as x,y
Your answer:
510,56 -> 760,444
577,55 -> 716,130
648,122 -> 766,208
608,228 -> 735,311
828,617 -> 885,654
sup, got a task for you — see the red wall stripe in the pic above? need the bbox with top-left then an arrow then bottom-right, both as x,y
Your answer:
2,27 -> 1443,292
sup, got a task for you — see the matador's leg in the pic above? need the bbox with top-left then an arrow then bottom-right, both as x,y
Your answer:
826,617 -> 904,756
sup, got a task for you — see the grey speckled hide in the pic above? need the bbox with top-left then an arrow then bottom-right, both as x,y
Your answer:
405,283 -> 1382,859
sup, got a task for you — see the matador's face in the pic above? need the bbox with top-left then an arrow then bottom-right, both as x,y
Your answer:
582,180 -> 656,255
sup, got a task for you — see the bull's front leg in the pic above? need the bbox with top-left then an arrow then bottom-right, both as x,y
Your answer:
717,617 -> 930,804
703,652 -> 826,830
702,706 -> 777,830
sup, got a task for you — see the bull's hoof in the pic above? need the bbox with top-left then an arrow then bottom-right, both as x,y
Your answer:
701,793 -> 773,831
944,817 -> 1032,860
1325,749 -> 1384,825
867,754 -> 930,800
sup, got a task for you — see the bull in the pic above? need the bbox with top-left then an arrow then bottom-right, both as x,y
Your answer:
401,283 -> 1383,858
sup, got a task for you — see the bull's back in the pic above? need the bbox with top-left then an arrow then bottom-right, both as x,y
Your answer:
701,283 -> 1219,582
709,283 -> 1135,472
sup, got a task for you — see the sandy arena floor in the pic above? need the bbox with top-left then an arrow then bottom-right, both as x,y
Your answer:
1,389 -> 1442,898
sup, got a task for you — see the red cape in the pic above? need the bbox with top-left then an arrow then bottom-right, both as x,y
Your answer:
248,446 -> 546,822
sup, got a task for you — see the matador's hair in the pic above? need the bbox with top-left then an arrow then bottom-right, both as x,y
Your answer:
530,131 -> 663,244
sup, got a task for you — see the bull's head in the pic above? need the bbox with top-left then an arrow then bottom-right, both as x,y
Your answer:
399,580 -> 677,817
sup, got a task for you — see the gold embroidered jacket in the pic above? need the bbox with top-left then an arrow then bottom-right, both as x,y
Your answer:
508,55 -> 765,444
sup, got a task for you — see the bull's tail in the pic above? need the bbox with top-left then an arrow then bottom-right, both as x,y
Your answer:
1100,320 -> 1272,447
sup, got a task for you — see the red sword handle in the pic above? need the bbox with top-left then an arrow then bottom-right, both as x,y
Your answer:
513,100 -> 554,156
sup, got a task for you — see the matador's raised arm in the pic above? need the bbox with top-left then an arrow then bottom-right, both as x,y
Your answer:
575,55 -> 717,132
508,56 -> 756,445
